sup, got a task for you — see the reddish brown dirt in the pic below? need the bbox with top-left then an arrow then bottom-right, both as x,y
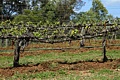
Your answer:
0,59 -> 120,77
0,40 -> 120,77
0,40 -> 120,57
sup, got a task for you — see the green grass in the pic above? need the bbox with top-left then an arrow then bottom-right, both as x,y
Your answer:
5,69 -> 67,80
4,69 -> 120,80
19,50 -> 120,65
1,50 -> 120,79
0,56 -> 13,68
0,50 -> 120,68
86,69 -> 120,80
106,50 -> 120,59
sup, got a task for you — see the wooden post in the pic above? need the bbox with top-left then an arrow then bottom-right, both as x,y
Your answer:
1,39 -> 4,47
5,39 -> 9,47
80,36 -> 85,47
80,27 -> 85,47
13,39 -> 21,67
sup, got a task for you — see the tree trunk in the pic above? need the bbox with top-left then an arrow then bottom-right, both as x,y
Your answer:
13,39 -> 21,67
0,0 -> 3,21
102,31 -> 108,62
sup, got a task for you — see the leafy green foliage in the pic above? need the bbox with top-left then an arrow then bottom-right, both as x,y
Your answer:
91,0 -> 108,21
72,0 -> 109,25
70,29 -> 79,37
0,21 -> 27,36
0,19 -> 119,40
13,0 -> 84,25
1,0 -> 27,20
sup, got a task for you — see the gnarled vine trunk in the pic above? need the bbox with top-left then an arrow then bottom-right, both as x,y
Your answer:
13,38 -> 30,67
13,39 -> 21,67
102,30 -> 108,62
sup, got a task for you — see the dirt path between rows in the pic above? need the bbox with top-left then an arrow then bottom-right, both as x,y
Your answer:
0,59 -> 120,77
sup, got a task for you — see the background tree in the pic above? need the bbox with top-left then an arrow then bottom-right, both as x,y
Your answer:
106,14 -> 114,23
13,0 -> 85,25
91,0 -> 108,21
0,0 -> 3,21
72,0 -> 108,24
2,0 -> 27,20
55,0 -> 75,24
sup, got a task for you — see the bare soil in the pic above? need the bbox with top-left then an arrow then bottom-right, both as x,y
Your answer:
0,59 -> 120,77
